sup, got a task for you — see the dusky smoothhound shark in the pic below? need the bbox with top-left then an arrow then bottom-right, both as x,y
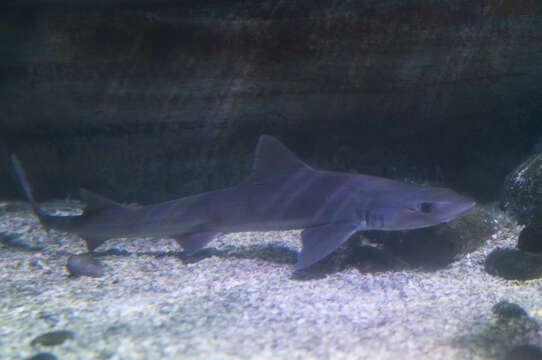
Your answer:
11,135 -> 475,269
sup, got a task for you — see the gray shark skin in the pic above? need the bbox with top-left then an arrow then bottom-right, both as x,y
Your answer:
10,136 -> 475,270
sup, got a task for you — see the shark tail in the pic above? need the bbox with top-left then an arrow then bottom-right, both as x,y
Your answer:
10,154 -> 51,222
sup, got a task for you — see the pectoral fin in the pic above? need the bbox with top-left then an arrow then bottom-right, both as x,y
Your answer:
172,232 -> 218,255
296,222 -> 359,270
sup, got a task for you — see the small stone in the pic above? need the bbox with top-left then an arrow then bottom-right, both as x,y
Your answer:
31,330 -> 74,346
67,254 -> 105,278
492,301 -> 528,320
485,247 -> 542,280
26,353 -> 57,360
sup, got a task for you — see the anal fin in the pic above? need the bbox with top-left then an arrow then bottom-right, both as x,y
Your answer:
296,222 -> 358,270
83,234 -> 110,252
172,232 -> 218,255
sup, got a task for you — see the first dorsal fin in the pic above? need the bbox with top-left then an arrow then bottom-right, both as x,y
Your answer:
251,135 -> 312,178
80,189 -> 122,213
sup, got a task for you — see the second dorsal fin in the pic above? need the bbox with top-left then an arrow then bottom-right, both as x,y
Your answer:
251,135 -> 311,178
80,189 -> 122,213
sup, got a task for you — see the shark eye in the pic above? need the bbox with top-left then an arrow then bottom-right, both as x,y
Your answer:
419,202 -> 435,213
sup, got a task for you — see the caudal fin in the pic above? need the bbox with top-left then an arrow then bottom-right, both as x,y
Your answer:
10,154 -> 111,251
10,154 -> 48,219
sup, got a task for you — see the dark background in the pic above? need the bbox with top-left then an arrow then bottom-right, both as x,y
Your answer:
1,0 -> 541,204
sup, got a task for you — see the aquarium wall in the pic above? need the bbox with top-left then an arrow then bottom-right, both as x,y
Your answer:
1,0 -> 541,203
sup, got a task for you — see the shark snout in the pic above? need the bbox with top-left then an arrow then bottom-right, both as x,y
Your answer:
426,189 -> 476,223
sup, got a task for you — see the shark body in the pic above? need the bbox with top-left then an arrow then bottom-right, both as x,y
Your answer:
11,135 -> 475,269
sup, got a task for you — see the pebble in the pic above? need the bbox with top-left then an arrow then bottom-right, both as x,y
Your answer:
31,330 -> 74,347
492,300 -> 528,320
26,353 -> 57,360
67,254 -> 105,278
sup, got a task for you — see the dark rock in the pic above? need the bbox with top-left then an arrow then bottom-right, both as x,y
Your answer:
67,254 -> 105,278
518,206 -> 542,253
502,153 -> 542,224
518,224 -> 542,253
1,1 -> 542,204
492,301 -> 528,320
348,245 -> 411,273
505,344 -> 542,360
293,240 -> 409,278
26,353 -> 57,360
30,330 -> 74,346
365,206 -> 493,269
485,248 -> 542,280
455,302 -> 540,359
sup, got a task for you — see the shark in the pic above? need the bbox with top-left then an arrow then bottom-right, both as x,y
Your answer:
10,135 -> 475,270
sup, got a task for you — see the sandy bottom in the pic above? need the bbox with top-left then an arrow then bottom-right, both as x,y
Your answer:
1,201 -> 541,360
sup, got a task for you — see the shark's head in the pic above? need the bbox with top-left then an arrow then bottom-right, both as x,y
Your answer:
364,186 -> 476,231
